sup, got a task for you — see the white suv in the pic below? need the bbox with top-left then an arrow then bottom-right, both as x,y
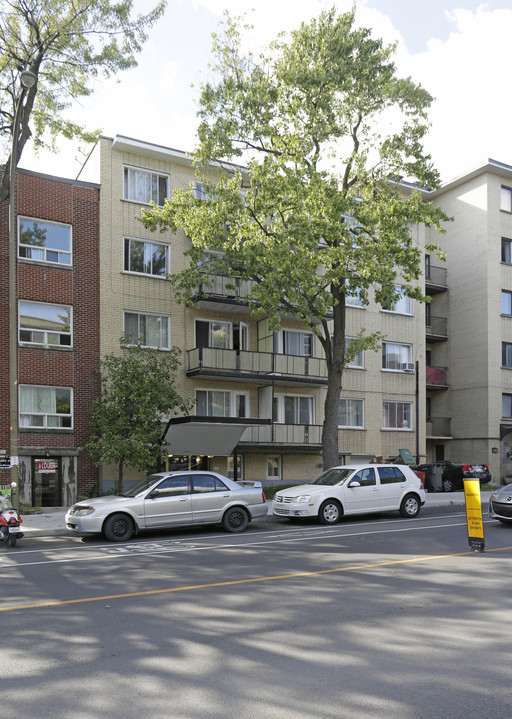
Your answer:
272,464 -> 426,525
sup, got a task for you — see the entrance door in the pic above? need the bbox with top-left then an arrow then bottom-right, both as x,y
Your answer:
32,458 -> 62,507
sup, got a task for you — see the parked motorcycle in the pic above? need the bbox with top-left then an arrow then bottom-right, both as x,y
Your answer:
0,497 -> 24,548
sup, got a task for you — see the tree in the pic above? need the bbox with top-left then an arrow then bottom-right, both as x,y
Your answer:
0,0 -> 166,200
86,342 -> 192,494
141,7 -> 450,470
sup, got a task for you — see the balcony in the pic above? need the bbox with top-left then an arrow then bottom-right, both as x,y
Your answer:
426,315 -> 448,342
426,417 -> 452,438
426,365 -> 448,390
239,423 -> 323,448
425,264 -> 447,294
187,347 -> 328,385
189,274 -> 254,314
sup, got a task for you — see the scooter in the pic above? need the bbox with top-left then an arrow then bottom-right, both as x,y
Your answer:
0,493 -> 24,548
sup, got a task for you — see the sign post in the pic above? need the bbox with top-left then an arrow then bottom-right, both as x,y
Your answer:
464,479 -> 485,552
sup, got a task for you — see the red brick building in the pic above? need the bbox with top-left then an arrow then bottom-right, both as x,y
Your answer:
0,169 -> 100,505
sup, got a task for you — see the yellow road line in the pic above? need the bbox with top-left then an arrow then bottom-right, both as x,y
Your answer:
2,545 -> 512,613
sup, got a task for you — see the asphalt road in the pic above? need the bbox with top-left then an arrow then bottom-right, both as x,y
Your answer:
2,507 -> 511,719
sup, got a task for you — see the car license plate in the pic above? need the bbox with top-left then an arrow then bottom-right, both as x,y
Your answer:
8,526 -> 19,533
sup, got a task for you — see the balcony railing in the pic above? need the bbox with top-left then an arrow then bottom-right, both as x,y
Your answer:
426,417 -> 451,437
240,423 -> 323,446
187,347 -> 328,380
426,315 -> 448,340
425,264 -> 447,289
426,365 -> 448,388
194,274 -> 255,300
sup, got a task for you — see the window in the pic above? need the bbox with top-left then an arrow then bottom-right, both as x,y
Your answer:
502,238 -> 512,264
156,476 -> 190,496
501,186 -> 512,213
191,474 -> 228,493
124,166 -> 168,205
19,386 -> 72,428
195,320 -> 231,349
18,217 -> 71,265
195,390 -> 248,417
382,342 -> 413,371
267,455 -> 282,480
124,311 -> 170,350
382,401 -> 412,430
124,238 -> 169,276
19,301 -> 72,347
503,394 -> 512,419
382,285 -> 412,315
345,337 -> 364,368
502,290 -> 512,315
346,291 -> 363,307
338,398 -> 364,428
227,455 -> 244,481
378,466 -> 407,484
425,254 -> 431,280
274,395 -> 314,424
282,329 -> 313,357
351,468 -> 375,486
503,343 -> 512,368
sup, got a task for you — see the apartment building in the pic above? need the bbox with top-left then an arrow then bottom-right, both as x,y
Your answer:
0,169 -> 101,506
426,159 -> 512,482
77,135 -> 429,490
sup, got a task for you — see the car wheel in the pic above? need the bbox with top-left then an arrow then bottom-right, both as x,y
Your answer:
222,507 -> 249,533
442,478 -> 454,492
318,500 -> 342,525
400,494 -> 420,518
103,513 -> 134,542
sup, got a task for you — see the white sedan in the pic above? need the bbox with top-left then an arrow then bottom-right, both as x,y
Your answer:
66,471 -> 268,541
272,464 -> 426,524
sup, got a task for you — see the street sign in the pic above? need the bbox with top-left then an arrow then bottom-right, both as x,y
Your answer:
464,479 -> 485,552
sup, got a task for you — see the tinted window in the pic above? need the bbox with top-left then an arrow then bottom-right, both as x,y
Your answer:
156,476 -> 190,496
350,468 -> 376,487
311,468 -> 353,486
192,474 -> 228,493
378,467 -> 406,484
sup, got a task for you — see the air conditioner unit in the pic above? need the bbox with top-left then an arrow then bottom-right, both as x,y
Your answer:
402,363 -> 415,372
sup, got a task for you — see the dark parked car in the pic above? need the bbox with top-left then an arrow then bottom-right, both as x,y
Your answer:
414,461 -> 491,492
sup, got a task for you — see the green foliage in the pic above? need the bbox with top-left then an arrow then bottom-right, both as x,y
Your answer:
85,342 -> 192,493
141,6 -> 451,468
0,0 -> 166,200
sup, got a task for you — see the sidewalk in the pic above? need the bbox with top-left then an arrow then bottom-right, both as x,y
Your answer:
17,490 -> 490,538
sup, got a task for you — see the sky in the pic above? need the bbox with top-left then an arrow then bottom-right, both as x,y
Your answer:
19,0 -> 512,185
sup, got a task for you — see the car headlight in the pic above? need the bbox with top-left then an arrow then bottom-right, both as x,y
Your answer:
491,492 -> 498,501
74,506 -> 96,517
293,495 -> 311,503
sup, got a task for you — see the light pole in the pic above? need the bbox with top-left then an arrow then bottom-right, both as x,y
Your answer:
9,68 -> 37,507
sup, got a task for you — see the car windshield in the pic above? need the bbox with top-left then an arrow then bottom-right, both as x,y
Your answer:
120,474 -> 164,497
311,468 -> 354,486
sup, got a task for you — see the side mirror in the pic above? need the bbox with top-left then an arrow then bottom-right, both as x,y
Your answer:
348,480 -> 361,488
147,489 -> 160,499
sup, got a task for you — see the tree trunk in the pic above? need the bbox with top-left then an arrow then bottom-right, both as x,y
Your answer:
116,458 -> 124,495
322,291 -> 346,469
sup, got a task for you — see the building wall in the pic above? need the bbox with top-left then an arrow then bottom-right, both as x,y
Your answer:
0,169 -> 100,504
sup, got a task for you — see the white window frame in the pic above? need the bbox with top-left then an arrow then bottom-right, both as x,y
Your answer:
195,319 -> 233,349
382,284 -> 413,315
123,165 -> 169,206
345,337 -> 364,368
382,401 -> 412,430
266,455 -> 282,480
501,186 -> 512,213
503,393 -> 512,419
338,398 -> 364,428
502,290 -> 512,316
195,389 -> 249,418
503,342 -> 512,368
18,216 -> 72,266
382,342 -> 413,371
502,238 -> 512,264
19,300 -> 72,348
124,237 -> 169,277
124,311 -> 170,350
19,385 -> 73,429
280,329 -> 314,357
274,394 -> 314,425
